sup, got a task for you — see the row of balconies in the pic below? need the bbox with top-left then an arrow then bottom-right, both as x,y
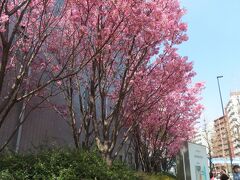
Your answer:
234,147 -> 240,155
226,99 -> 240,114
212,145 -> 230,150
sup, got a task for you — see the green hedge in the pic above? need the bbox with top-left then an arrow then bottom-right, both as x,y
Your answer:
0,149 -> 137,180
136,172 -> 176,180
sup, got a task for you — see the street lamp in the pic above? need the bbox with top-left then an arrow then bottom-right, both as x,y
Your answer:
217,76 -> 233,172
217,76 -> 224,115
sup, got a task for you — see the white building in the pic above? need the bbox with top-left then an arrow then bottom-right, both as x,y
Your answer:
192,128 -> 204,145
192,121 -> 214,148
226,92 -> 240,156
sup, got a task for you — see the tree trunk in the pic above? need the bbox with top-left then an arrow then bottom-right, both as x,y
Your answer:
134,146 -> 139,170
103,152 -> 112,166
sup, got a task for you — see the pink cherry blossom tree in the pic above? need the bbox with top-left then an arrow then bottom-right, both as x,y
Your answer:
128,69 -> 204,172
54,0 -> 192,166
0,0 -> 107,151
0,0 -> 203,171
0,0 -> 67,150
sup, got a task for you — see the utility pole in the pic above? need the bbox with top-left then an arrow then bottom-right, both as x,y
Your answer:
217,76 -> 233,172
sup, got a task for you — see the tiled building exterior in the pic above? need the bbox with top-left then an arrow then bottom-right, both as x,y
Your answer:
212,116 -> 234,158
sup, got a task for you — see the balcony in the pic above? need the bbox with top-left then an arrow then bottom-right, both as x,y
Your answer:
235,148 -> 240,155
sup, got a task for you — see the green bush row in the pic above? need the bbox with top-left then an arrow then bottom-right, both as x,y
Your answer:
0,149 -> 137,180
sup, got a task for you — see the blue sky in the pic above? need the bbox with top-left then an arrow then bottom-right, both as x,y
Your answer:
179,0 -> 240,123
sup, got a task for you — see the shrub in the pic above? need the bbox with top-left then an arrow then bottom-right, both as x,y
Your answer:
0,170 -> 14,180
136,172 -> 176,180
0,149 -> 137,180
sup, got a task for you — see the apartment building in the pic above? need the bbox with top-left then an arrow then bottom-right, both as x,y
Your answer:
212,116 -> 234,158
226,92 -> 240,156
192,130 -> 204,145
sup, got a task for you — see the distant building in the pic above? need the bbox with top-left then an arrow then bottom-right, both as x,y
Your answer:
226,92 -> 240,156
212,116 -> 234,158
211,92 -> 240,172
192,128 -> 204,145
192,121 -> 213,146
